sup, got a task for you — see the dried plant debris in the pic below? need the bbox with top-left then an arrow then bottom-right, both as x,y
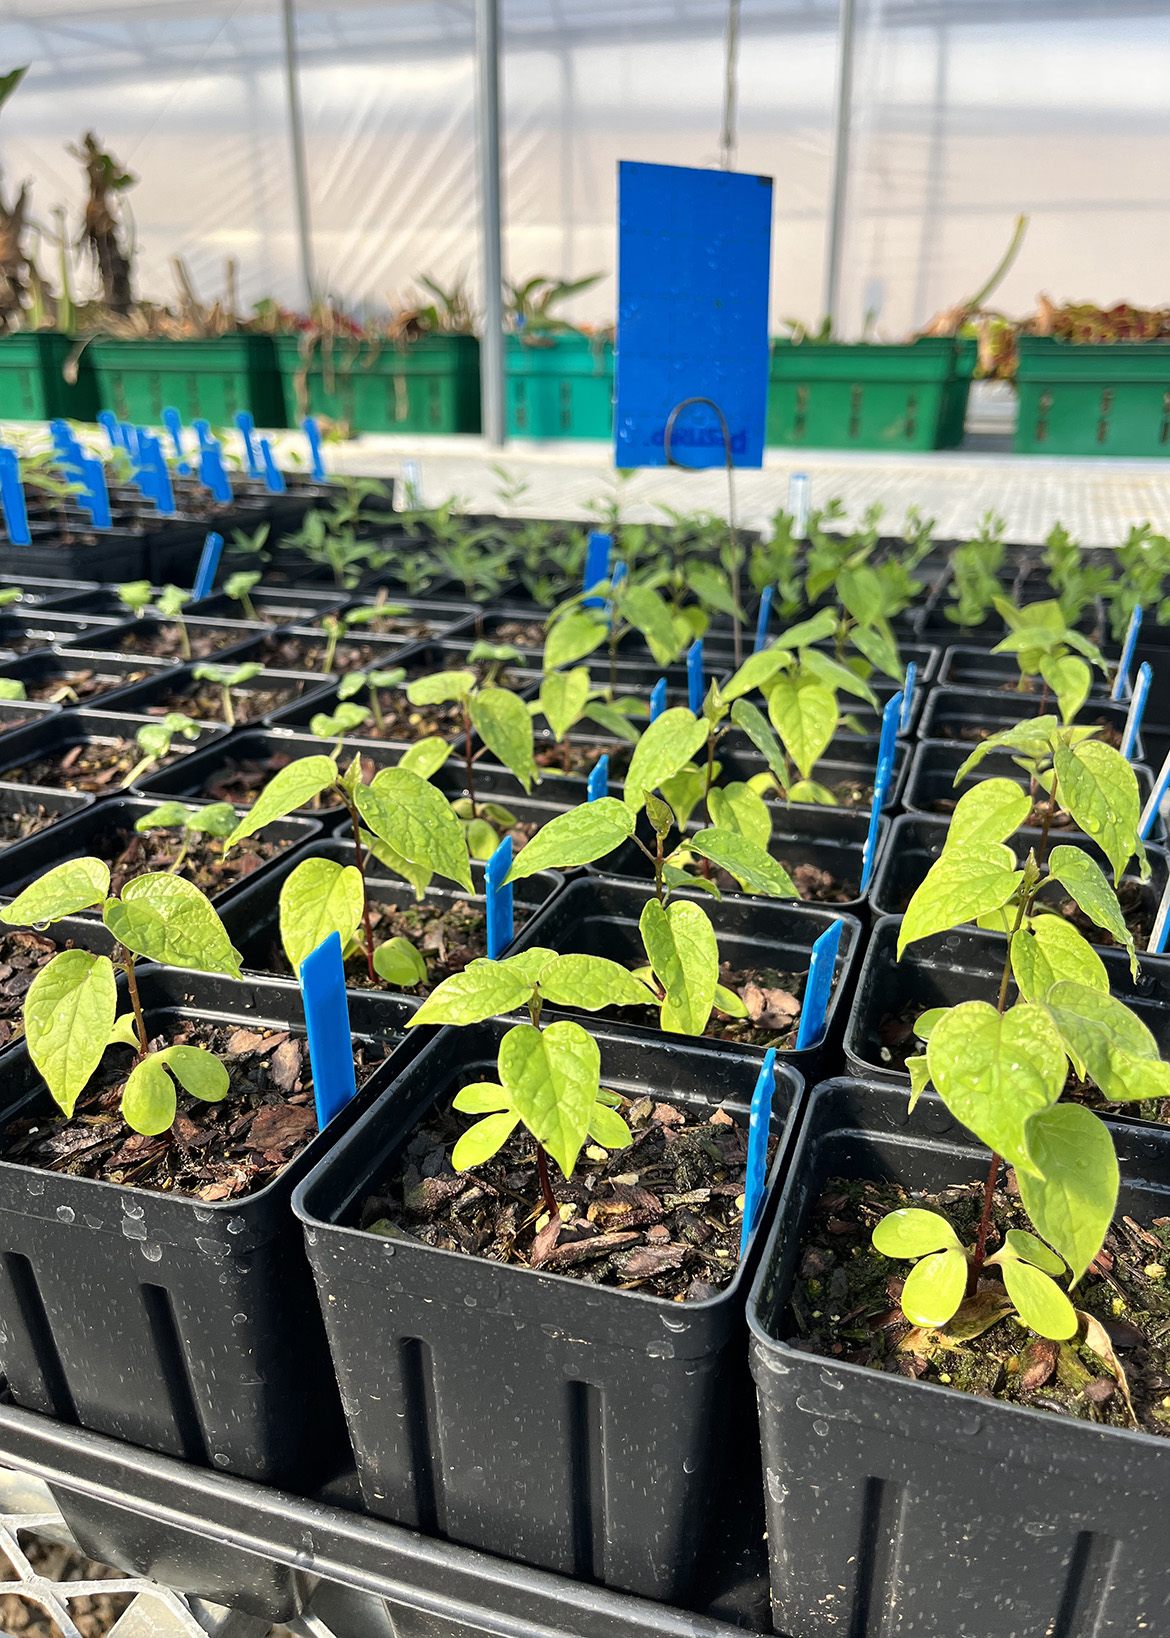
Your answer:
363,1094 -> 775,1300
789,1175 -> 1170,1435
1,1020 -> 389,1200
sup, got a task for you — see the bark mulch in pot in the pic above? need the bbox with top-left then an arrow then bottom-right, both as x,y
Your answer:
2,738 -> 184,794
24,661 -> 159,704
82,823 -> 284,900
143,677 -> 315,726
0,802 -> 72,850
363,1093 -> 776,1300
114,624 -> 245,660
252,632 -> 410,673
590,962 -> 806,1052
0,929 -> 68,1049
0,1020 -> 390,1203
533,740 -> 634,778
788,1174 -> 1170,1437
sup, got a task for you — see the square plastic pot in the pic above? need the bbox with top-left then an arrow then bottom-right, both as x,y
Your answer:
513,874 -> 861,1080
869,812 -> 1169,931
0,711 -> 222,801
0,966 -> 420,1490
187,586 -> 352,625
0,794 -> 321,912
939,644 -> 1120,703
218,836 -> 564,989
0,701 -> 60,740
0,612 -> 122,657
844,916 -> 1170,1114
591,801 -> 885,918
292,1017 -> 802,1602
903,739 -> 1166,842
707,729 -> 911,815
0,647 -> 171,708
0,786 -> 93,857
747,1075 -> 1170,1638
69,614 -> 270,664
0,531 -> 148,582
135,727 -> 403,820
919,685 -> 1139,758
94,660 -> 335,729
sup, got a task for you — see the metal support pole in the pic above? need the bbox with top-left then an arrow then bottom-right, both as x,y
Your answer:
720,0 -> 741,170
281,0 -> 316,310
822,0 -> 857,329
476,0 -> 506,447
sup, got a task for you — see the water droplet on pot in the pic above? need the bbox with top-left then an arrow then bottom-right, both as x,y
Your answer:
212,1453 -> 230,1469
55,1206 -> 74,1224
141,1242 -> 162,1262
682,1458 -> 697,1474
233,1312 -> 247,1324
227,1216 -> 246,1235
813,1419 -> 829,1437
26,1179 -> 43,1196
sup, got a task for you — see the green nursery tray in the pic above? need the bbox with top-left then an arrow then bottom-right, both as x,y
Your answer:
275,334 -> 482,434
765,336 -> 975,451
507,332 -> 614,439
1014,335 -> 1170,457
0,332 -> 98,421
89,335 -> 286,428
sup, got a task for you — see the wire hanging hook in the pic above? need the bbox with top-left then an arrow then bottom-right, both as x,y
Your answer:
663,395 -> 743,666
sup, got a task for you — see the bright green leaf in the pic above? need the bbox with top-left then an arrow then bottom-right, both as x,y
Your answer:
359,767 -> 474,892
1053,740 -> 1142,885
1011,916 -> 1108,1003
1047,844 -> 1136,973
158,1043 -> 229,1102
539,953 -> 659,1011
945,779 -> 1031,850
452,1109 -> 521,1171
499,1018 -> 600,1178
471,687 -> 538,793
408,961 -> 536,1027
872,1207 -> 962,1258
639,897 -> 718,1035
898,844 -> 1023,955
1017,1102 -> 1118,1283
538,668 -> 591,741
901,1247 -> 968,1328
588,1099 -> 633,1150
25,950 -> 116,1118
503,798 -> 634,881
2,856 -> 110,925
1045,979 -> 1170,1104
544,610 -> 606,671
397,737 -> 453,779
767,676 -> 837,781
224,755 -> 337,848
122,1055 -> 177,1136
406,669 -> 475,706
373,936 -> 428,987
103,874 -> 243,978
999,1257 -> 1078,1339
689,828 -> 799,898
623,709 -> 709,812
279,857 -> 365,972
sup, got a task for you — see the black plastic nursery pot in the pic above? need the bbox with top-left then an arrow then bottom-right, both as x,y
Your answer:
0,530 -> 149,582
145,519 -> 235,586
711,729 -> 911,814
747,1075 -> 1170,1638
187,585 -> 351,625
0,710 -> 221,799
94,659 -> 334,729
904,738 -> 1166,841
919,685 -> 1139,756
246,622 -> 430,678
939,643 -> 1121,702
293,1017 -> 802,1605
514,875 -> 862,1081
73,613 -> 270,664
0,966 -> 422,1494
219,838 -> 564,992
0,785 -> 92,854
0,646 -> 172,707
0,610 -> 121,657
0,574 -> 100,607
0,794 -> 321,911
136,726 -> 407,817
844,917 -> 1170,1104
869,813 -> 1169,938
0,699 -> 60,739
594,801 -> 885,918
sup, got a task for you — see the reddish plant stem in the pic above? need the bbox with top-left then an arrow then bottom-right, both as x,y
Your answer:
967,1153 -> 1001,1295
122,953 -> 149,1058
535,1144 -> 558,1219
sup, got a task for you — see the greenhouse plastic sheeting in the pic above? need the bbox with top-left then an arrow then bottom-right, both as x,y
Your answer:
1,0 -> 1167,339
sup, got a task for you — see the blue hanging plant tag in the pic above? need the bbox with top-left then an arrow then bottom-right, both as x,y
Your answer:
687,639 -> 704,713
650,677 -> 668,721
583,531 -> 612,607
1140,747 -> 1170,842
299,930 -> 358,1129
199,441 -> 233,504
899,662 -> 917,733
1121,663 -> 1151,762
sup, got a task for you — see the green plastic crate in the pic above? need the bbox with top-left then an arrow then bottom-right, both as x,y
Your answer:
0,332 -> 98,421
1014,337 -> 1170,457
506,333 -> 613,439
89,336 -> 286,428
766,337 -> 975,451
275,334 -> 481,434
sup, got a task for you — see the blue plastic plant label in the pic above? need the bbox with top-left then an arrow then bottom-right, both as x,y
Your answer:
615,160 -> 773,470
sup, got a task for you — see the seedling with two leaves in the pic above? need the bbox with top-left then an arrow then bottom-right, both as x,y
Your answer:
191,662 -> 264,727
0,855 -> 243,1136
133,800 -> 237,877
223,747 -> 474,987
121,713 -> 201,788
873,724 -> 1166,1349
990,598 -> 1107,721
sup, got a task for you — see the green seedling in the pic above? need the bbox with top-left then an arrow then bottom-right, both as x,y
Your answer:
1110,524 -> 1170,643
0,587 -> 22,609
134,800 -> 237,875
223,569 -> 262,620
155,584 -> 193,659
0,678 -> 26,700
946,511 -> 1007,629
872,727 -> 1164,1350
0,855 -> 242,1136
284,509 -> 390,588
315,605 -> 398,672
529,664 -> 644,773
1043,523 -> 1113,635
227,522 -> 271,570
404,662 -> 538,820
116,580 -> 154,619
990,598 -> 1107,722
121,713 -> 201,788
336,666 -> 407,736
227,745 -> 474,984
191,661 -> 264,727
